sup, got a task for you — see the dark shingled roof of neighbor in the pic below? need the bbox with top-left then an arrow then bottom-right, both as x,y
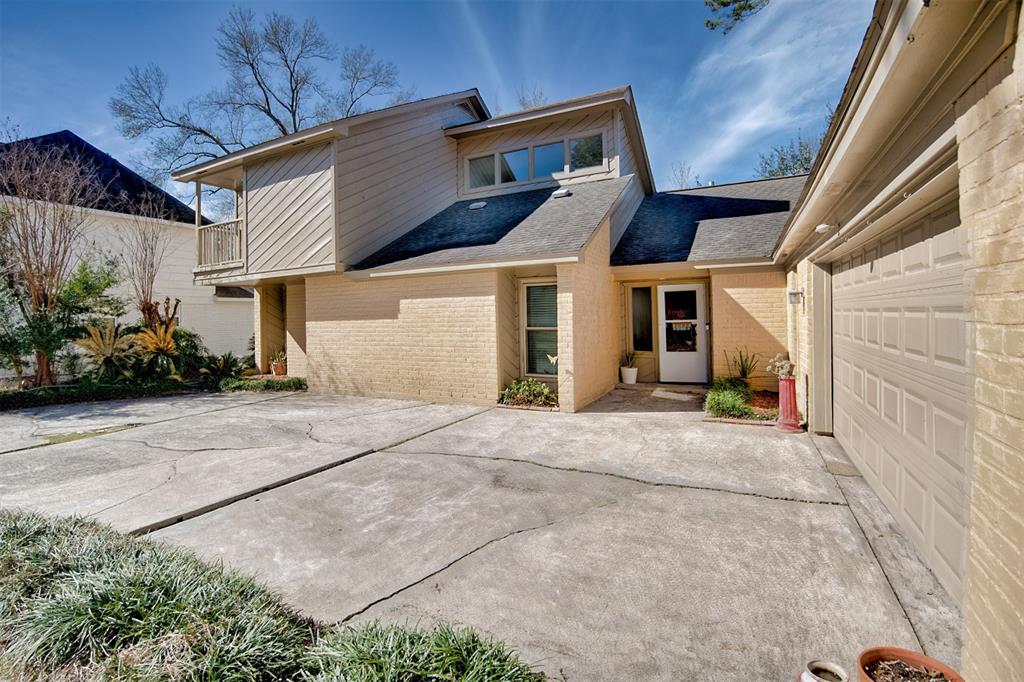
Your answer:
1,130 -> 205,225
353,176 -> 632,272
611,174 -> 807,265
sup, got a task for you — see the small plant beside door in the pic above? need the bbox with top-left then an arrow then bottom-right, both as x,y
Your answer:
269,348 -> 287,376
620,350 -> 638,384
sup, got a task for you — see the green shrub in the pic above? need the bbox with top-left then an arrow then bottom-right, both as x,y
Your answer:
709,376 -> 751,401
499,378 -> 557,407
704,385 -> 755,419
198,351 -> 243,388
219,376 -> 307,392
0,379 -> 187,412
0,511 -> 542,681
171,327 -> 209,380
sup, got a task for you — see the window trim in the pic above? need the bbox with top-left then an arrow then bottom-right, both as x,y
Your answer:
519,279 -> 559,379
463,128 -> 610,194
625,283 -> 658,357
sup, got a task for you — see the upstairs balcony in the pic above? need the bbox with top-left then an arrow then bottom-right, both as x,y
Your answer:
195,218 -> 244,273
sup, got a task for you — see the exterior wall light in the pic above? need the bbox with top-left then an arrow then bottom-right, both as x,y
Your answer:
788,290 -> 805,305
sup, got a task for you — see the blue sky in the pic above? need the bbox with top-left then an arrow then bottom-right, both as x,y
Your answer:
0,0 -> 871,190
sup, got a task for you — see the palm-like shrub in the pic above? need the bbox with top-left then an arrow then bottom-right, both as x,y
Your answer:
75,320 -> 136,382
135,321 -> 178,378
199,351 -> 242,387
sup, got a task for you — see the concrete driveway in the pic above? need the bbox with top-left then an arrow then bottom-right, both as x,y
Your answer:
0,389 -> 959,680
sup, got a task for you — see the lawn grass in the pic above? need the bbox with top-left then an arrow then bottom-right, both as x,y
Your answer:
0,510 -> 543,681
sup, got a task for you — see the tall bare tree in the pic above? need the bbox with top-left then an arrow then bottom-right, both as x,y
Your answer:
515,83 -> 548,110
118,191 -> 174,329
669,161 -> 703,189
0,133 -> 101,385
110,8 -> 411,190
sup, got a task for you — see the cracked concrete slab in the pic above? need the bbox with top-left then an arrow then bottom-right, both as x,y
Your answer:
153,451 -> 646,621
355,484 -> 919,681
0,391 -> 285,453
389,409 -> 843,504
156,450 -> 918,680
0,396 -> 485,533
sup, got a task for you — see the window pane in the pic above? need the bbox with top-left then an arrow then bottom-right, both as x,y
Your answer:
664,290 -> 697,320
631,287 -> 653,352
533,142 -> 564,178
527,330 -> 558,374
665,322 -> 697,352
499,148 -> 529,183
468,155 -> 495,188
569,134 -> 603,171
526,284 -> 557,327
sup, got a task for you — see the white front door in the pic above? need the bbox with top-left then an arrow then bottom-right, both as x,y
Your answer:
658,283 -> 708,383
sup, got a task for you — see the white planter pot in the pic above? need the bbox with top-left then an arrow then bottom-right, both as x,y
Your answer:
620,367 -> 638,384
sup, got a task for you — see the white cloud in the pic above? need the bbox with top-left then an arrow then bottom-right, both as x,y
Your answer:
456,0 -> 507,109
651,0 -> 871,185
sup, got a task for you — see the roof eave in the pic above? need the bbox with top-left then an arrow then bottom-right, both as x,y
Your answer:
172,89 -> 488,184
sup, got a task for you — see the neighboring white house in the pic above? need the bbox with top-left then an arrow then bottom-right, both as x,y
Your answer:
3,130 -> 253,360
81,207 -> 253,356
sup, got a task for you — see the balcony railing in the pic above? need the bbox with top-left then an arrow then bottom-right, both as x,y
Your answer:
196,218 -> 243,270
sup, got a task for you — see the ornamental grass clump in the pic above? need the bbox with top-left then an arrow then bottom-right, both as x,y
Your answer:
0,510 -> 543,681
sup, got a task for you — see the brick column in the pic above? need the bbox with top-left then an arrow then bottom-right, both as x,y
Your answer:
956,17 -> 1024,680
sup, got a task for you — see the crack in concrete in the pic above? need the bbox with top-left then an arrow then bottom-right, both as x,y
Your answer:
338,497 -> 621,624
91,461 -> 179,516
389,449 -> 847,507
807,436 -> 925,653
135,406 -> 493,536
113,438 -> 283,455
303,403 -> 479,446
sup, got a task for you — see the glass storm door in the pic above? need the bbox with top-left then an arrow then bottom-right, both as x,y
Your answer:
657,283 -> 708,383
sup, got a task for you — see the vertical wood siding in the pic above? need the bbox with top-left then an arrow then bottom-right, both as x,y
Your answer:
246,142 -> 334,274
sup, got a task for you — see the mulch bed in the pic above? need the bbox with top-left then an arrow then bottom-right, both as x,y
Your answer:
865,659 -> 954,682
748,390 -> 779,419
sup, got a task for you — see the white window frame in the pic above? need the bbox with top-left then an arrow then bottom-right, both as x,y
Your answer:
519,279 -> 558,379
463,128 -> 610,194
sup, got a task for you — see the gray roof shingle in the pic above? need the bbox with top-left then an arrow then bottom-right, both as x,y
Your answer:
611,174 -> 806,265
353,176 -> 631,272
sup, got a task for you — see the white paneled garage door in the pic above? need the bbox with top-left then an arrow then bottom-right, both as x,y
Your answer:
830,199 -> 970,600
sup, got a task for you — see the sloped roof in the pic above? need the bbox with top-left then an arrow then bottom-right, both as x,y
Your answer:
2,130 -> 205,224
611,174 -> 807,266
353,176 -> 632,273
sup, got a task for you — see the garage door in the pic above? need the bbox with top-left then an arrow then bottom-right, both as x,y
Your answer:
830,199 -> 970,601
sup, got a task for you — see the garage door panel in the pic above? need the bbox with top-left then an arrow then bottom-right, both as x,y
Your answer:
831,198 -> 970,601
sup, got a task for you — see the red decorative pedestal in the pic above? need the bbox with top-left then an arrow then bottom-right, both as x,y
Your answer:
776,376 -> 803,433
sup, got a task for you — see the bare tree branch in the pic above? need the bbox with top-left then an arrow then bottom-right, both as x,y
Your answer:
0,129 -> 103,384
515,83 -> 548,110
118,192 -> 173,329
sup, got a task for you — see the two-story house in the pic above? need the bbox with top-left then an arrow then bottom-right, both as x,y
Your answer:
172,86 -> 801,412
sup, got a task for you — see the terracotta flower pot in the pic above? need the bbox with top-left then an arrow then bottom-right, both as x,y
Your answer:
857,646 -> 962,682
271,362 -> 286,376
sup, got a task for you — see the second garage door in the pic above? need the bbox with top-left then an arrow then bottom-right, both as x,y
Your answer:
830,198 -> 970,601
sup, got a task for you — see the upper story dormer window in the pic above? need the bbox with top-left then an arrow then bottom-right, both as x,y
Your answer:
466,131 -> 606,191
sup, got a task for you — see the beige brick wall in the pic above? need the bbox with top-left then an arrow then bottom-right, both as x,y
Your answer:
303,271 -> 500,404
254,284 -> 284,373
556,220 -> 620,412
285,283 -> 307,378
710,269 -> 788,392
786,260 -> 814,420
956,22 -> 1024,681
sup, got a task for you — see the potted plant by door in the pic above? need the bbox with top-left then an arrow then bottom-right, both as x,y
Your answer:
857,647 -> 962,682
269,349 -> 286,376
766,353 -> 801,433
620,350 -> 638,384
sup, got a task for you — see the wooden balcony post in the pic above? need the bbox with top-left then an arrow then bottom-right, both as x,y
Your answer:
194,180 -> 202,266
